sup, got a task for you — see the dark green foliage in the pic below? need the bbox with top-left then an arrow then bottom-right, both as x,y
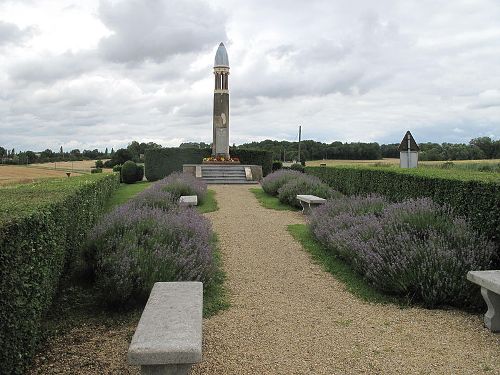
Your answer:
95,160 -> 104,168
90,168 -> 102,174
136,164 -> 144,182
121,160 -> 138,184
290,163 -> 305,172
0,174 -> 120,374
272,160 -> 283,171
145,148 -> 211,181
103,148 -> 134,168
229,148 -> 273,176
112,164 -> 122,173
145,147 -> 273,181
306,166 -> 500,244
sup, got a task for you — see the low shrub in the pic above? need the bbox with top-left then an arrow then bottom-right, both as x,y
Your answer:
277,174 -> 341,208
309,196 -> 496,308
158,172 -> 207,204
261,169 -> 304,196
306,165 -> 500,244
121,160 -> 138,184
112,164 -> 122,173
95,160 -> 104,168
90,168 -> 102,174
104,148 -> 135,168
290,163 -> 305,172
86,205 -> 215,306
272,160 -> 283,171
128,185 -> 177,211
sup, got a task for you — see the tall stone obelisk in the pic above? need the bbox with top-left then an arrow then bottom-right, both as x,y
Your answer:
212,42 -> 230,158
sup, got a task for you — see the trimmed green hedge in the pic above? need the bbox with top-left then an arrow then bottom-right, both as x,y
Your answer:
145,147 -> 273,181
230,148 -> 273,176
145,148 -> 211,181
306,166 -> 500,243
0,174 -> 120,374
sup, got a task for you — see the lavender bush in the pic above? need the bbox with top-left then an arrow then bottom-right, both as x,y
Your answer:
127,184 -> 178,211
261,169 -> 304,196
86,205 -> 215,305
83,171 -> 213,306
157,172 -> 207,204
309,196 -> 496,308
277,174 -> 342,208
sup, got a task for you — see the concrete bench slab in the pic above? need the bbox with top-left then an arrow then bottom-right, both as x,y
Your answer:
467,270 -> 500,332
128,282 -> 203,374
179,195 -> 197,207
296,194 -> 326,214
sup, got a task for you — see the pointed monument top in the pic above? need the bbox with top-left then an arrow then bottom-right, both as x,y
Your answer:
214,42 -> 229,67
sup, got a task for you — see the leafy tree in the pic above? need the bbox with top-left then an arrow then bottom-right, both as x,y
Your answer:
0,147 -> 5,158
40,149 -> 53,159
70,149 -> 81,157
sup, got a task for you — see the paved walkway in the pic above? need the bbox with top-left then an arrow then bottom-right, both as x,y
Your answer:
192,185 -> 500,374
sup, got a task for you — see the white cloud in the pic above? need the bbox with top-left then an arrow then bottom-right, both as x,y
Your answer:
0,0 -> 499,151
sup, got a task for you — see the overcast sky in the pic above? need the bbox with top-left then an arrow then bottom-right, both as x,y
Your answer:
1,0 -> 500,151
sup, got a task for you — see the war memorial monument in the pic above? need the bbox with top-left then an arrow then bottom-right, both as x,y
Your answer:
183,43 -> 262,183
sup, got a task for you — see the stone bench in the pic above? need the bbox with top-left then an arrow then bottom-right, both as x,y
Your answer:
179,195 -> 198,207
467,270 -> 500,332
128,282 -> 203,375
296,194 -> 326,214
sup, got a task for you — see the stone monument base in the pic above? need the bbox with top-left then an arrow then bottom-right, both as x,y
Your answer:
183,164 -> 262,184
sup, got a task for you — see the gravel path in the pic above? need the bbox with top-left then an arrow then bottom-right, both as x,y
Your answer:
192,184 -> 500,375
29,184 -> 500,374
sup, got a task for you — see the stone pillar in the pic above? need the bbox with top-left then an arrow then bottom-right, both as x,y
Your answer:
212,68 -> 230,158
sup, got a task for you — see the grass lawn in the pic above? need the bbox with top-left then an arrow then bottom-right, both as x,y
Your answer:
198,189 -> 218,213
250,187 -> 299,211
104,181 -> 152,211
203,235 -> 230,317
287,224 -> 404,306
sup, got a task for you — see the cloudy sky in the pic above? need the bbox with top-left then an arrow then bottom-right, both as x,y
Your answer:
1,0 -> 500,151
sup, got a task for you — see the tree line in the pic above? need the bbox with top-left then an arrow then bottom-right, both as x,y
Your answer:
0,141 -> 162,166
235,137 -> 500,162
2,137 -> 499,165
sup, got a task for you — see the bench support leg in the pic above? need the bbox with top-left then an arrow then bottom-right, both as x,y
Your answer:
299,201 -> 316,215
481,287 -> 500,332
141,364 -> 191,375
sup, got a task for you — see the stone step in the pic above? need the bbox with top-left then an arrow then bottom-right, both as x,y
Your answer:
201,167 -> 245,171
202,175 -> 247,180
202,179 -> 258,184
202,171 -> 246,176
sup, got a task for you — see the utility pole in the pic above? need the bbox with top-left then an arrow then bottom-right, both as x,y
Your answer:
298,125 -> 302,163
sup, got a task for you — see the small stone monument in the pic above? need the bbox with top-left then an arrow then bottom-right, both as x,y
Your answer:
398,130 -> 419,168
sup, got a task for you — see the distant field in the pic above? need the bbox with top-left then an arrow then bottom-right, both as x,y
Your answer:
306,158 -> 399,166
307,158 -> 500,168
28,159 -> 111,173
0,165 -> 84,186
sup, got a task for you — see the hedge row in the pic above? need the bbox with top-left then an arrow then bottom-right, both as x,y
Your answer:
230,148 -> 273,176
0,174 -> 120,374
145,147 -> 273,181
306,166 -> 500,243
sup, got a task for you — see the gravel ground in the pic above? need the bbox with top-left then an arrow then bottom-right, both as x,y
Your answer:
192,185 -> 500,375
29,184 -> 500,374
